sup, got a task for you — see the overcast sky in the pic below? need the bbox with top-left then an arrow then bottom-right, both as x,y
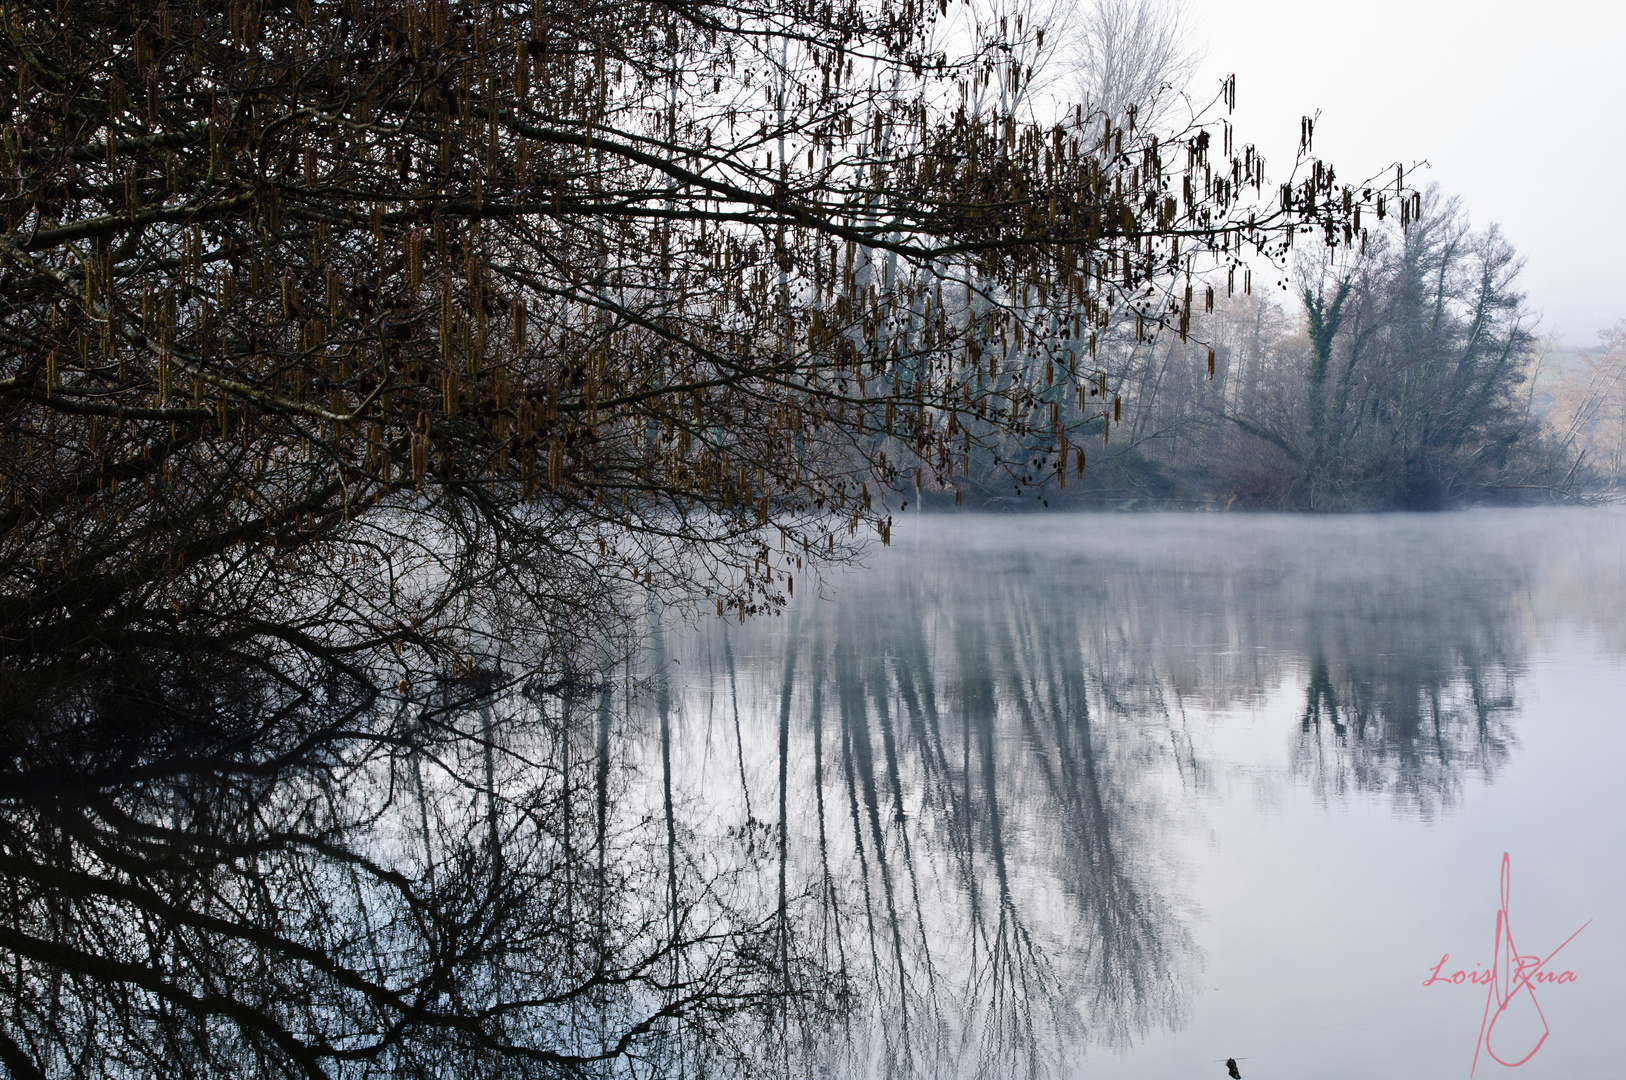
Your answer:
1192,0 -> 1624,345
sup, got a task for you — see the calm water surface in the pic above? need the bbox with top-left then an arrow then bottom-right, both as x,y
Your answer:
645,510 -> 1626,1079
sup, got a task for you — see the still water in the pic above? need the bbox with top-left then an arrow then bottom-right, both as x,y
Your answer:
643,510 -> 1626,1079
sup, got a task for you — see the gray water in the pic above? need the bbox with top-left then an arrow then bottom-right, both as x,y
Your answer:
646,509 -> 1626,1079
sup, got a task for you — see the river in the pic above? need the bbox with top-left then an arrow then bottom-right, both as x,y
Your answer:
638,509 -> 1626,1079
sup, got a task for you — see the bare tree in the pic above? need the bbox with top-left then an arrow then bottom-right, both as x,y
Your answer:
0,0 -> 1385,705
1068,188 -> 1571,509
1070,0 -> 1201,133
1544,324 -> 1626,492
0,0 -> 1396,1070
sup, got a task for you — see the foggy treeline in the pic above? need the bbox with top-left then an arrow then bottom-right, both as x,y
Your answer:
1543,321 -> 1626,491
958,188 -> 1615,511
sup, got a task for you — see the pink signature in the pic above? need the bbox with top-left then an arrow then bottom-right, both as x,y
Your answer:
1422,853 -> 1590,1076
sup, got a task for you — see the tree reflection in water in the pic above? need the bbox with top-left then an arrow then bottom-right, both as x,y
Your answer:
6,512 -> 1595,1078
668,562 -> 1196,1080
659,513 -> 1560,1078
0,645 -> 837,1078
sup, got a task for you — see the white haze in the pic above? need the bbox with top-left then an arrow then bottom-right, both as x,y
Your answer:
1192,0 -> 1624,346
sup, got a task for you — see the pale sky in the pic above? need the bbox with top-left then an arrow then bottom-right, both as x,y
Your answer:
1193,0 -> 1625,345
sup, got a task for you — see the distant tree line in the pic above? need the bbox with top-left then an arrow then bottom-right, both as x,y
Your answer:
946,187 -> 1582,510
1543,322 -> 1626,494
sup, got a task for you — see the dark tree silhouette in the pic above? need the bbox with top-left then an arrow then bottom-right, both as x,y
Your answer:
0,0 -> 1396,1072
0,0 -> 1387,694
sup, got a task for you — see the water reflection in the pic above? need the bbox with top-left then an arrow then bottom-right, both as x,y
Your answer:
657,511 -> 1623,1075
0,649 -> 828,1078
666,558 -> 1198,1078
6,510 -> 1623,1078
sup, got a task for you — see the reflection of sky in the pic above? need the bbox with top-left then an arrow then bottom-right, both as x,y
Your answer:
652,509 -> 1626,1078
1133,640 -> 1626,1080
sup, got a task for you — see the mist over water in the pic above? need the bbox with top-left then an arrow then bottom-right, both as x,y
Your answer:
8,510 -> 1621,1079
649,509 -> 1626,1078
